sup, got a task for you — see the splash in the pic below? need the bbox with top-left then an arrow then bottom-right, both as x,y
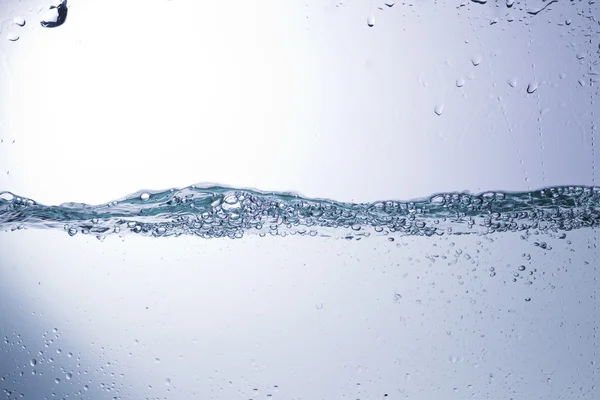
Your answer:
0,185 -> 599,240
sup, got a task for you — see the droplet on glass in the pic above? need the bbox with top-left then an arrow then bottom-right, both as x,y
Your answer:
165,378 -> 171,385
140,193 -> 150,201
526,81 -> 538,94
384,1 -> 395,6
41,0 -> 68,28
14,17 -> 26,27
367,15 -> 375,27
471,0 -> 487,4
7,33 -> 20,41
471,55 -> 482,66
434,104 -> 444,116
508,78 -> 517,88
506,0 -> 514,7
30,359 -> 37,367
455,77 -> 465,87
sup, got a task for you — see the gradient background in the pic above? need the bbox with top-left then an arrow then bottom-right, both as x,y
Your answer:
1,0 -> 599,399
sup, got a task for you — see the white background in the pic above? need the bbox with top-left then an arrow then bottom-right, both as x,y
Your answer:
1,0 -> 597,205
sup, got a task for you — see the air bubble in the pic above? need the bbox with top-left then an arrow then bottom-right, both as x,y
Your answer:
0,192 -> 14,201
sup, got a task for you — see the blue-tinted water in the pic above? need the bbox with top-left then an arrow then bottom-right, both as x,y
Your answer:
1,185 -> 599,240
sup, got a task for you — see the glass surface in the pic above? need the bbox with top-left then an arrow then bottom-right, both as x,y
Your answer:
1,0 -> 599,398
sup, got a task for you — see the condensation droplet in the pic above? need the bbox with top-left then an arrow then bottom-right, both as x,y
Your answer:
526,81 -> 538,94
508,78 -> 517,88
7,33 -> 20,42
471,55 -> 482,66
367,15 -> 375,27
506,0 -> 514,7
165,378 -> 171,385
384,1 -> 396,6
471,0 -> 487,4
140,193 -> 150,201
30,359 -> 37,367
13,17 -> 26,27
434,104 -> 444,116
66,372 -> 72,380
68,227 -> 77,236
41,0 -> 68,28
456,77 -> 465,88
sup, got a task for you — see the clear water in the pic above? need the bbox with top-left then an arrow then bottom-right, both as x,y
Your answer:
1,0 -> 600,399
1,185 -> 599,240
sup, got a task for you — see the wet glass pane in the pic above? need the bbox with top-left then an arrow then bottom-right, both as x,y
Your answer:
1,0 -> 599,398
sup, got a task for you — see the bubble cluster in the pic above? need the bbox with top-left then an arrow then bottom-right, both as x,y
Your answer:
0,185 -> 598,240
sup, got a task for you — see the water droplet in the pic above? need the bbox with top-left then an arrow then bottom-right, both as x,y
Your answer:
140,193 -> 150,201
367,15 -> 375,27
41,0 -> 68,28
525,297 -> 531,302
578,79 -> 586,87
316,303 -> 324,310
576,53 -> 586,60
66,372 -> 72,380
155,357 -> 160,363
68,227 -> 77,236
508,78 -> 517,88
13,17 -> 26,27
384,1 -> 395,6
526,81 -> 538,94
471,0 -> 487,4
471,55 -> 482,66
506,0 -> 514,7
455,77 -> 465,87
29,359 -> 37,367
434,104 -> 444,116
7,33 -> 20,42
518,265 -> 526,271
54,378 -> 60,384
165,378 -> 171,385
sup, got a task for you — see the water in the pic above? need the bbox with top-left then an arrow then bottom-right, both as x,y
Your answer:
1,185 -> 599,240
1,0 -> 599,398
